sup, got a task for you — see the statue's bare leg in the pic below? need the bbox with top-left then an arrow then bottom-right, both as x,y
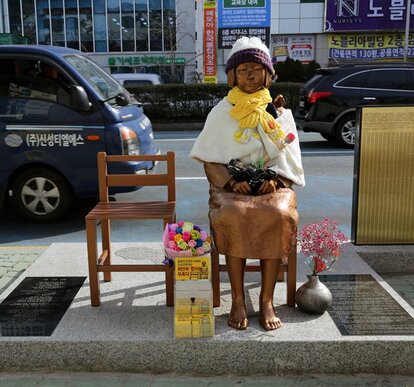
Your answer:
259,259 -> 282,331
226,255 -> 248,330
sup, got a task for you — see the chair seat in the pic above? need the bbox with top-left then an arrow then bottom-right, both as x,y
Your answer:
86,201 -> 176,221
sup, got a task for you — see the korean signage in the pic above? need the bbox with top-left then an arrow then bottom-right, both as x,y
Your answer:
204,0 -> 217,83
217,0 -> 270,48
108,56 -> 186,66
325,0 -> 414,32
272,35 -> 314,63
328,32 -> 414,60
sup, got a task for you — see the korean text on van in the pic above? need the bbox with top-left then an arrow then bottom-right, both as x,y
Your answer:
0,45 -> 159,222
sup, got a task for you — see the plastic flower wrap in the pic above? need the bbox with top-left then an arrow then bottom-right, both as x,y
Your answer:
298,218 -> 349,276
162,221 -> 211,265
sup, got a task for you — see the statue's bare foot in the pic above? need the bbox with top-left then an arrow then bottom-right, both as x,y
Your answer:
260,301 -> 282,331
228,302 -> 248,330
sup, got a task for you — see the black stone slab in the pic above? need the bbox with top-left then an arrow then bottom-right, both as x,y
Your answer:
0,276 -> 85,337
319,274 -> 414,336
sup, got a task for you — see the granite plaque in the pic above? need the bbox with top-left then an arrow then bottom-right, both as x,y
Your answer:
320,274 -> 414,336
0,276 -> 85,337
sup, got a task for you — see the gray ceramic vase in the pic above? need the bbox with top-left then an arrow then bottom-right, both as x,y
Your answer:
295,275 -> 333,314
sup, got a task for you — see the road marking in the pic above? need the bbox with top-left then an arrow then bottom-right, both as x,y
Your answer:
0,246 -> 48,249
176,177 -> 207,180
303,151 -> 354,155
155,138 -> 197,142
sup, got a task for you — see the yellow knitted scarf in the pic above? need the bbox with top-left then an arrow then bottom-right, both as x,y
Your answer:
227,86 -> 284,144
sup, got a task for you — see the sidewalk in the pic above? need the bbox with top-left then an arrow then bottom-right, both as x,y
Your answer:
0,246 -> 47,295
1,242 -> 414,378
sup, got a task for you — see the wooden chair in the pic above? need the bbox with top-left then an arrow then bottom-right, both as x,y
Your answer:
211,242 -> 297,307
85,151 -> 176,307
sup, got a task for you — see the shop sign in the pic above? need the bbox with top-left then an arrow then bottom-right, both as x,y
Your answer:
219,27 -> 269,49
328,32 -> 414,59
204,0 -> 217,84
325,0 -> 414,32
217,0 -> 270,48
108,56 -> 186,66
272,35 -> 314,63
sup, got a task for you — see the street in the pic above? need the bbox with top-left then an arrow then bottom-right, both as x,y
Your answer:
0,131 -> 354,246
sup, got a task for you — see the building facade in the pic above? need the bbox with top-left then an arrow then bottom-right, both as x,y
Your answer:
1,0 -> 411,83
0,0 -> 197,82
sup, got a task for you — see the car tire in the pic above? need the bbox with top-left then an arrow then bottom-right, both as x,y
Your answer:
334,115 -> 356,148
10,168 -> 73,222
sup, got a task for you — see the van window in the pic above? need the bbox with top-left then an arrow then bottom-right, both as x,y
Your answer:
64,54 -> 128,101
0,58 -> 73,107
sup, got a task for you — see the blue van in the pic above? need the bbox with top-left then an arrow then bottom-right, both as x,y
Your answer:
0,45 -> 159,222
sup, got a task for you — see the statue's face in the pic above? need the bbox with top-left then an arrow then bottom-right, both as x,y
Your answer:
235,62 -> 266,94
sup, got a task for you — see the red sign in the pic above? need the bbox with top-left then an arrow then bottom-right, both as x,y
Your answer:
204,6 -> 217,83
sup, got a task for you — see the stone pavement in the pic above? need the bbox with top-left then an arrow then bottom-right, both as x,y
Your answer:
0,246 -> 47,295
2,243 -> 414,381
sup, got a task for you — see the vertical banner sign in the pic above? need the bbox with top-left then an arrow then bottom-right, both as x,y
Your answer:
204,0 -> 217,84
218,0 -> 270,49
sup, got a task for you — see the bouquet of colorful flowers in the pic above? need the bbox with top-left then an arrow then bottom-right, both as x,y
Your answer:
298,218 -> 349,276
162,221 -> 211,265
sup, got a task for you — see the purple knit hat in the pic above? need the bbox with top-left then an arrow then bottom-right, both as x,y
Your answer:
225,37 -> 274,75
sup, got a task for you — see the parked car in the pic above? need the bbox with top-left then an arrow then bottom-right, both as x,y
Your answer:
0,45 -> 159,222
294,63 -> 414,147
112,73 -> 162,87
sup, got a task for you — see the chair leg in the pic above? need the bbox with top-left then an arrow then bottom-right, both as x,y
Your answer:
166,265 -> 174,307
101,218 -> 111,282
86,219 -> 101,307
287,248 -> 297,307
211,248 -> 220,307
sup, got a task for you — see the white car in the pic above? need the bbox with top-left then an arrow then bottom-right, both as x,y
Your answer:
112,73 -> 162,87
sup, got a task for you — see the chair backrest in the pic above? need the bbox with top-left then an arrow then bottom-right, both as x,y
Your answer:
96,151 -> 176,202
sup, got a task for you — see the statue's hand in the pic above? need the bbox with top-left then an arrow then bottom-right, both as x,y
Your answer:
233,181 -> 251,194
258,179 -> 277,194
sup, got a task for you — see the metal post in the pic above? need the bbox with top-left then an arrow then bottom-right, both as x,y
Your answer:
404,0 -> 412,62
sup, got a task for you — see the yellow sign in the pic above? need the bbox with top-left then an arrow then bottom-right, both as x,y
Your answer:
328,33 -> 414,60
175,256 -> 211,281
174,313 -> 214,338
204,0 -> 216,8
204,76 -> 217,84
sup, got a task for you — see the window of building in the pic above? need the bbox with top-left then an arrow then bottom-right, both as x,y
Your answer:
135,0 -> 149,51
66,0 -> 79,49
5,0 -> 177,55
79,0 -> 93,52
93,0 -> 107,52
122,0 -> 135,51
108,0 -> 122,51
8,1 -> 22,37
50,0 -> 65,47
37,0 -> 51,44
23,0 -> 37,44
163,0 -> 176,51
149,0 -> 162,51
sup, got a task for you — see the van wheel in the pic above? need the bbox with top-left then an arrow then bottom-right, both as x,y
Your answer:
334,115 -> 356,148
10,168 -> 73,222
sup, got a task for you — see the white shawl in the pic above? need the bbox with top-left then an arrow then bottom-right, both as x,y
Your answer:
190,97 -> 305,186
